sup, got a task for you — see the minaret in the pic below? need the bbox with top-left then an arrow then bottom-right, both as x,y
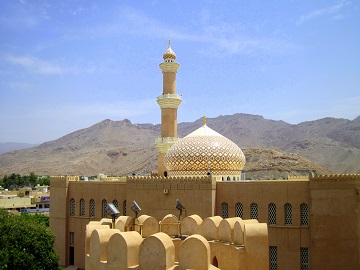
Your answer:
155,41 -> 182,176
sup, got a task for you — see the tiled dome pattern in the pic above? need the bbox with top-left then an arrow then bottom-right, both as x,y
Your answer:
164,125 -> 245,176
163,46 -> 176,60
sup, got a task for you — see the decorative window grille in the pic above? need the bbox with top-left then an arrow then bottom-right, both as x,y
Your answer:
300,247 -> 309,270
69,232 -> 75,247
250,203 -> 258,220
89,199 -> 95,217
70,198 -> 75,216
269,246 -> 277,270
221,202 -> 228,218
300,203 -> 309,226
268,203 -> 276,225
235,202 -> 243,218
102,199 -> 108,218
284,203 -> 292,225
113,199 -> 118,210
80,198 -> 85,216
123,200 -> 127,216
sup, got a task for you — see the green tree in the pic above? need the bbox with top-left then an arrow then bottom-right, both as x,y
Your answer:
28,171 -> 37,187
36,175 -> 50,186
20,212 -> 50,227
0,210 -> 60,270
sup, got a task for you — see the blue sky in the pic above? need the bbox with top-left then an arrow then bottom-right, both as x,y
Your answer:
1,0 -> 359,144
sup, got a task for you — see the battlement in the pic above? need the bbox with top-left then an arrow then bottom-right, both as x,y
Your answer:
288,175 -> 309,180
127,175 -> 213,183
85,214 -> 268,270
310,173 -> 360,180
309,173 -> 360,190
100,176 -> 127,182
51,175 -> 80,181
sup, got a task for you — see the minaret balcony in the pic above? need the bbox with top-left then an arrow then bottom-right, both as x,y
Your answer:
157,94 -> 182,109
159,62 -> 180,73
155,137 -> 180,153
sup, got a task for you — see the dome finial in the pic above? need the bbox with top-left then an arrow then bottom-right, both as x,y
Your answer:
163,40 -> 176,60
203,116 -> 207,125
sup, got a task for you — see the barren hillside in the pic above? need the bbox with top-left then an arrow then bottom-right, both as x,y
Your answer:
0,113 -> 359,178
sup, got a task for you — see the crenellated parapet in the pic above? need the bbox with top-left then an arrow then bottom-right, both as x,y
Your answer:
288,175 -> 309,180
85,213 -> 269,270
99,176 -> 127,182
310,173 -> 360,180
50,175 -> 80,188
127,175 -> 213,183
309,173 -> 360,190
51,175 -> 79,181
127,175 -> 216,190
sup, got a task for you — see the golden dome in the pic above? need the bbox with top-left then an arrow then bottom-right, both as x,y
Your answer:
164,123 -> 246,176
163,40 -> 176,60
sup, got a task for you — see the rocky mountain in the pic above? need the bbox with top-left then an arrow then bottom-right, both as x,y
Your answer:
0,113 -> 359,178
0,142 -> 39,155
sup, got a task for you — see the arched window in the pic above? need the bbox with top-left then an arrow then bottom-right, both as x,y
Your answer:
300,247 -> 309,270
70,198 -> 75,216
212,256 -> 218,267
123,200 -> 127,216
89,199 -> 95,217
250,203 -> 258,220
227,176 -> 230,181
269,246 -> 277,270
300,203 -> 309,226
268,203 -> 276,225
221,202 -> 228,218
80,198 -> 85,216
102,199 -> 108,218
235,202 -> 243,218
113,199 -> 119,210
284,203 -> 292,225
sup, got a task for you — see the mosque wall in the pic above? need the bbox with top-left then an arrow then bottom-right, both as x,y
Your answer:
309,174 -> 360,270
126,176 -> 216,221
50,178 -> 127,269
50,175 -> 360,269
215,180 -> 310,270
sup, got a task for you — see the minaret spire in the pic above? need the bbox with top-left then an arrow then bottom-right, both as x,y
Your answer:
155,41 -> 182,176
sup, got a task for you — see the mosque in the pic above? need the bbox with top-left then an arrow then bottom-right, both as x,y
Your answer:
50,42 -> 360,270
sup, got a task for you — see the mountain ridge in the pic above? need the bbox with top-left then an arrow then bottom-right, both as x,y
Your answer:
0,113 -> 359,178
